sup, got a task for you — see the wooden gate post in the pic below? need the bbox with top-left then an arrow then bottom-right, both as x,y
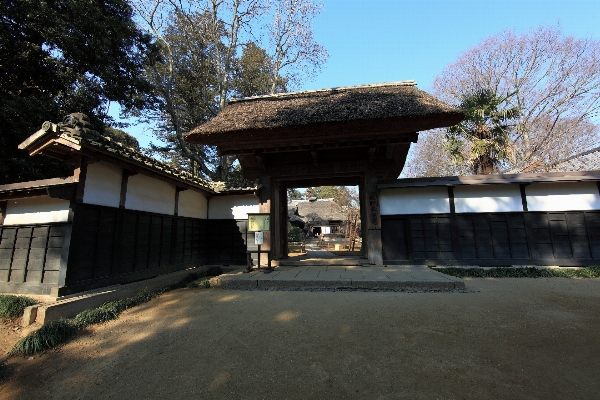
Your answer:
360,173 -> 383,265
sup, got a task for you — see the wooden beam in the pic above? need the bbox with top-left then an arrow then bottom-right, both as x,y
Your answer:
368,146 -> 376,163
448,186 -> 456,213
520,184 -> 529,212
0,188 -> 48,201
0,200 -> 6,225
119,169 -> 138,209
255,153 -> 266,169
217,134 -> 418,156
74,157 -> 88,203
174,186 -> 187,216
47,184 -> 77,201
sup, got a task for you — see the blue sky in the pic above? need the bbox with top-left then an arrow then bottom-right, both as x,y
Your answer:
116,0 -> 600,148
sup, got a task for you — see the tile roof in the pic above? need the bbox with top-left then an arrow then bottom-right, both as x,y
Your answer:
19,113 -> 258,194
548,146 -> 600,172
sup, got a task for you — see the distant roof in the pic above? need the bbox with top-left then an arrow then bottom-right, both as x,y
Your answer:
185,81 -> 463,148
549,147 -> 600,172
292,198 -> 347,222
378,170 -> 600,189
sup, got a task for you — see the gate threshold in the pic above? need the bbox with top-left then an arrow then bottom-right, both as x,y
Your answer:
210,265 -> 465,291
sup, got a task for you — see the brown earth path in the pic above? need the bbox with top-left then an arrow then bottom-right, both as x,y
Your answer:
1,278 -> 599,399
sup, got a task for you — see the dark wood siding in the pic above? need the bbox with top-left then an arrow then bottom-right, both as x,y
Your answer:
382,211 -> 600,266
0,224 -> 69,286
63,204 -> 209,295
1,205 -> 250,296
62,204 -> 246,294
206,220 -> 248,265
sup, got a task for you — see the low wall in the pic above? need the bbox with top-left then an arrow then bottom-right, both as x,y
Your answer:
382,211 -> 600,266
0,223 -> 70,295
62,203 -> 207,295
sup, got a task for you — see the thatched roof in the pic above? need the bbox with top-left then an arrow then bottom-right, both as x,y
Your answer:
291,199 -> 347,223
185,81 -> 463,149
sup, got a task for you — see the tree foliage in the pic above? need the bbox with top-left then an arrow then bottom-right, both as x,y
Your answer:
0,0 -> 157,184
268,0 -> 329,92
308,186 -> 358,208
445,90 -> 520,174
132,0 -> 327,181
103,126 -> 141,151
405,26 -> 600,177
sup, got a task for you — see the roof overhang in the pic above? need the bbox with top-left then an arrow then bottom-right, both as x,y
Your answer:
185,82 -> 463,181
0,177 -> 78,201
378,170 -> 600,189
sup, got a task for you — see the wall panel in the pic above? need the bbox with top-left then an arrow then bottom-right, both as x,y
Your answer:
208,195 -> 259,219
380,187 -> 450,215
178,190 -> 208,219
125,174 -> 176,215
454,185 -> 523,213
64,203 -> 206,295
0,223 -> 69,292
4,197 -> 70,225
382,211 -> 600,266
526,182 -> 600,211
83,161 -> 122,207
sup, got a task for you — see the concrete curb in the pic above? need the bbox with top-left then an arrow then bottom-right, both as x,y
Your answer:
212,274 -> 466,292
21,266 -> 233,327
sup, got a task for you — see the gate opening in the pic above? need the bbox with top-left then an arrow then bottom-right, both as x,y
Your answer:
286,185 -> 361,259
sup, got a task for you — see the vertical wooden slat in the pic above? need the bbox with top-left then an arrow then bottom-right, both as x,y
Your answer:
0,201 -> 7,225
520,184 -> 528,212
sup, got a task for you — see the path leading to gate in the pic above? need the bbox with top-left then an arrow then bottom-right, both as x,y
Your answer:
212,265 -> 464,291
214,241 -> 464,291
3,278 -> 600,399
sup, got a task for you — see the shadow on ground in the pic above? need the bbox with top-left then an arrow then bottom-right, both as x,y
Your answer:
1,278 -> 600,399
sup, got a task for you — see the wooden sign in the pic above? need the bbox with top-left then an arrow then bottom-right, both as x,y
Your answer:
248,213 -> 270,232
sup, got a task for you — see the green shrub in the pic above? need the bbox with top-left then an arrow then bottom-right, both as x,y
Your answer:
10,319 -> 77,356
433,266 -> 600,278
0,295 -> 36,320
73,308 -> 117,328
187,279 -> 211,289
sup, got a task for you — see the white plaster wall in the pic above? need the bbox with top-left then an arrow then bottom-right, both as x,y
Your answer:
526,182 -> 600,211
4,196 -> 70,225
83,161 -> 122,208
454,184 -> 523,213
209,195 -> 259,219
380,187 -> 450,215
125,174 -> 176,215
178,190 -> 208,219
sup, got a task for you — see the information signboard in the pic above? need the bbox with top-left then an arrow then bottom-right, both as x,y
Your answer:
248,213 -> 270,232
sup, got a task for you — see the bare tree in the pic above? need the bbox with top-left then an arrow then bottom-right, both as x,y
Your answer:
267,0 -> 329,92
402,130 -> 467,178
131,0 -> 328,180
432,26 -> 600,172
132,0 -> 268,180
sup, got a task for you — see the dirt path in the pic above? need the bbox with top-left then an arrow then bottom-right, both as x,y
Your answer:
1,278 -> 600,399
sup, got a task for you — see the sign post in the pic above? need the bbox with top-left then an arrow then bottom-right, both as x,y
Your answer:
246,213 -> 272,272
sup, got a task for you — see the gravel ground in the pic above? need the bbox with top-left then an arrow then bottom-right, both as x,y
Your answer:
1,277 -> 599,399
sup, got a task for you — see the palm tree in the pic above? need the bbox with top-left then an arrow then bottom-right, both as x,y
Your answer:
444,89 -> 520,175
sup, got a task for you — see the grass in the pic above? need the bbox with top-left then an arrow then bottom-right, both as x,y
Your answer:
432,266 -> 600,278
9,319 -> 78,356
8,267 -> 223,356
0,295 -> 36,320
